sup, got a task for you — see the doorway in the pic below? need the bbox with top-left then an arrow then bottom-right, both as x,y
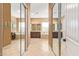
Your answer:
0,3 -> 62,56
1,3 -> 29,56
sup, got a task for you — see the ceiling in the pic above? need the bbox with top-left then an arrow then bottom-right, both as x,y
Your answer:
30,3 -> 48,18
11,3 -> 78,18
11,3 -> 59,18
31,3 -> 59,18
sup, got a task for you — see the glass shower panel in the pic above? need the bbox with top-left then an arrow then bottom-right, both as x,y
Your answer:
20,4 -> 26,55
52,3 -> 62,56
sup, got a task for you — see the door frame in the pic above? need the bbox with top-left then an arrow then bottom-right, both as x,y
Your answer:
58,3 -> 62,56
48,3 -> 55,54
48,3 -> 62,56
20,3 -> 30,56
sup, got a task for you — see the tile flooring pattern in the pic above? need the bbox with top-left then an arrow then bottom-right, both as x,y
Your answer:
24,39 -> 54,56
3,39 -> 20,56
3,39 -> 54,56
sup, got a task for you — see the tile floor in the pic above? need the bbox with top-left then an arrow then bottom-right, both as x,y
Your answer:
24,39 -> 54,56
3,39 -> 20,56
3,38 -> 55,56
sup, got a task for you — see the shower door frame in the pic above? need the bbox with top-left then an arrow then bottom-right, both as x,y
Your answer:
48,3 -> 62,56
20,3 -> 30,56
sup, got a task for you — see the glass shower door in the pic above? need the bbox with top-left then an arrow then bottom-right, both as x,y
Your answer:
52,3 -> 62,56
20,4 -> 28,55
49,3 -> 62,56
20,4 -> 26,55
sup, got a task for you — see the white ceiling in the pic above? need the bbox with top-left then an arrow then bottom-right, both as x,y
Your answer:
31,3 -> 59,18
30,3 -> 48,18
11,3 -> 59,18
11,3 -> 78,18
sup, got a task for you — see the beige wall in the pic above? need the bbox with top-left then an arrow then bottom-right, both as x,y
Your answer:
31,18 -> 58,24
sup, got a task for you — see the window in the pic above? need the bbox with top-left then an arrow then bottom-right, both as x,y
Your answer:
42,22 -> 49,33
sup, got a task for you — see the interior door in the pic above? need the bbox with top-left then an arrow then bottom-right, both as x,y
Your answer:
61,3 -> 79,56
